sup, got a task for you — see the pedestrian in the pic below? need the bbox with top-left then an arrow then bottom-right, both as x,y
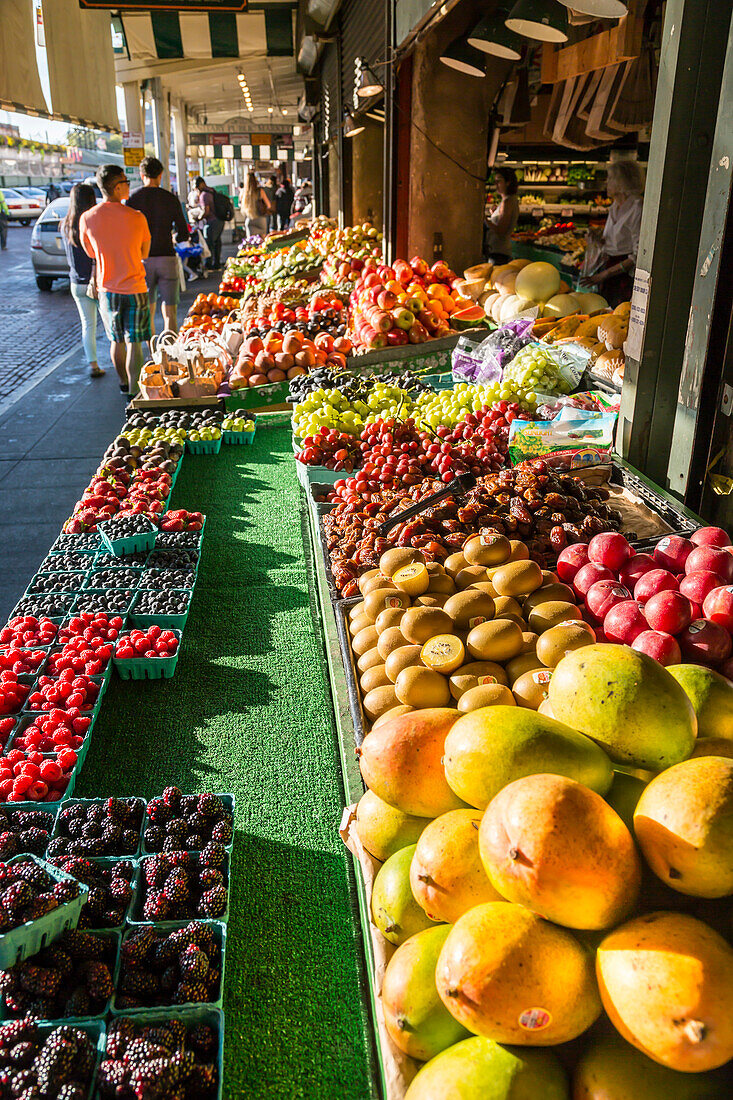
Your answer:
291,179 -> 312,219
79,164 -> 151,396
0,189 -> 8,251
60,183 -> 105,378
46,180 -> 61,204
194,176 -> 223,271
126,155 -> 190,334
584,159 -> 645,308
275,174 -> 294,230
240,171 -> 271,240
264,174 -> 277,233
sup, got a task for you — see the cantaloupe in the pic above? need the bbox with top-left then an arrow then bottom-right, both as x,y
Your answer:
455,278 -> 485,301
493,269 -> 517,297
570,291 -> 609,315
508,258 -> 531,270
515,261 -> 561,304
543,294 -> 581,319
489,263 -> 513,289
464,263 -> 493,282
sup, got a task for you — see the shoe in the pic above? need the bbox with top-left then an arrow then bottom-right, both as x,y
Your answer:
119,383 -> 129,394
187,272 -> 199,282
89,367 -> 106,378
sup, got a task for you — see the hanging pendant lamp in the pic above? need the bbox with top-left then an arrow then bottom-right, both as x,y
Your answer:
439,37 -> 486,78
467,13 -> 523,60
356,61 -> 384,98
557,1 -> 627,16
344,111 -> 365,138
505,0 -> 569,43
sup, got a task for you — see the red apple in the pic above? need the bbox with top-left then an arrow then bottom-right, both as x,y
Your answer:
690,526 -> 731,548
631,630 -> 682,666
702,585 -> 733,632
573,563 -> 615,599
588,532 -> 632,572
633,569 -> 679,605
679,570 -> 721,606
586,581 -> 633,621
652,535 -> 693,574
685,546 -> 733,582
644,591 -> 694,635
679,618 -> 733,666
556,544 -> 589,584
603,600 -> 648,645
618,553 -> 656,585
718,657 -> 733,681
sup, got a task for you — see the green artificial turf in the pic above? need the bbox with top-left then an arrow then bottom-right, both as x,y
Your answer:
77,424 -> 373,1099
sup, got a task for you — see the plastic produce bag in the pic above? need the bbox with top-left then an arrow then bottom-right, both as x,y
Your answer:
451,316 -> 538,384
535,389 -> 621,419
508,407 -> 618,469
452,334 -> 501,384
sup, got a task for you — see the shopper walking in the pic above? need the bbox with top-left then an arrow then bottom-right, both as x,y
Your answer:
586,159 -> 645,308
61,183 -> 105,378
80,164 -> 151,395
241,171 -> 271,239
0,189 -> 8,251
274,174 -> 294,230
484,167 -> 519,265
195,177 -> 223,271
127,156 -> 189,334
264,174 -> 277,233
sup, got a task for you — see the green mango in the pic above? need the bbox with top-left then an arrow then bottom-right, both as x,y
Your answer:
405,1036 -> 568,1099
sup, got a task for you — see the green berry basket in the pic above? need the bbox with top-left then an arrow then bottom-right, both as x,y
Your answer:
186,435 -> 223,455
0,854 -> 90,969
129,589 -> 192,631
98,516 -> 158,557
111,920 -> 226,1015
0,767 -> 78,819
222,420 -> 256,445
9,710 -> 97,770
140,793 -> 235,857
129,853 -> 229,927
50,796 -> 146,860
73,591 -> 136,621
44,856 -> 140,934
97,1007 -> 224,1100
82,568 -> 144,591
23,671 -> 109,722
112,629 -> 181,681
24,571 -> 88,599
36,1019 -> 106,1100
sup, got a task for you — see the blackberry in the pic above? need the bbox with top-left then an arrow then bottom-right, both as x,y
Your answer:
187,812 -> 206,834
40,946 -> 73,977
101,823 -> 123,848
0,1020 -> 39,1048
22,896 -> 58,921
120,971 -> 159,997
8,1040 -> 35,1066
121,927 -> 155,965
166,852 -> 191,869
165,819 -> 188,840
2,882 -> 32,913
197,794 -> 219,819
58,1085 -> 85,1100
163,871 -> 189,905
11,1069 -> 36,1092
12,812 -> 53,832
162,837 -> 184,854
52,880 -> 80,904
98,1058 -> 129,1091
163,786 -> 182,810
144,825 -> 163,851
160,966 -> 178,993
109,878 -> 133,905
179,796 -> 198,816
173,981 -> 208,1004
139,1024 -> 176,1051
146,799 -> 172,827
198,886 -> 227,918
33,1037 -> 77,1092
186,922 -> 216,954
211,820 -> 233,845
185,834 -> 205,849
105,1018 -> 136,1058
105,798 -> 128,823
0,833 -> 19,858
86,887 -> 107,915
44,838 -> 70,858
80,960 -> 113,1002
121,829 -> 139,853
144,857 -> 167,888
143,892 -> 170,921
62,988 -> 90,1018
59,930 -> 106,960
199,868 -> 223,890
18,830 -> 51,856
188,1023 -> 217,1057
18,965 -> 61,998
189,1062 -> 218,1095
200,843 -> 225,869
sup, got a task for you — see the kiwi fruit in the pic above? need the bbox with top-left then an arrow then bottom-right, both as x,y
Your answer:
400,606 -> 453,645
537,697 -> 555,718
363,588 -> 410,622
508,540 -> 530,562
392,562 -> 430,596
527,601 -> 582,634
384,644 -> 424,683
492,559 -> 543,598
468,580 -> 498,598
466,618 -> 524,662
444,552 -> 467,578
523,583 -> 576,612
541,570 -> 559,584
463,532 -> 511,567
377,627 -> 410,661
360,665 -> 391,694
360,573 -> 397,597
535,621 -> 596,668
352,625 -> 379,656
379,547 -> 426,578
371,705 -> 414,730
420,634 -> 466,674
375,607 -> 406,635
457,683 -> 516,713
395,666 -> 451,708
357,647 -> 383,674
492,596 -> 525,624
505,652 -> 545,683
455,565 -> 489,590
427,573 -> 456,596
358,569 -> 384,594
443,590 -> 495,630
449,661 -> 509,699
521,631 -> 539,655
348,601 -> 366,621
363,684 -> 399,721
415,594 -> 449,608
512,668 -> 552,710
349,614 -> 372,638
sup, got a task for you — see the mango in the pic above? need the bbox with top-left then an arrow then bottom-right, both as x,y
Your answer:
549,645 -> 697,769
690,736 -> 733,759
605,770 -> 646,832
355,790 -> 431,862
597,912 -> 733,1072
479,774 -> 641,930
633,755 -> 733,897
573,1030 -> 733,1099
668,664 -> 733,740
436,902 -> 601,1045
410,809 -> 503,923
443,706 -> 613,810
382,924 -> 470,1061
371,844 -> 435,945
359,708 -> 466,817
405,1036 -> 569,1099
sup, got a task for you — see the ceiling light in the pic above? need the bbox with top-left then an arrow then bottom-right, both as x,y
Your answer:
467,13 -> 523,59
282,108 -> 288,115
356,61 -> 383,98
268,106 -> 273,114
506,0 -> 569,42
344,111 -> 365,138
248,107 -> 254,113
439,37 -> 486,77
556,0 -> 626,14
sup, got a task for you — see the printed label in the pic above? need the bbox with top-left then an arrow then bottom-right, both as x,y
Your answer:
656,537 -> 671,552
532,670 -> 552,685
518,1007 -> 552,1031
611,586 -> 631,598
480,534 -> 500,546
687,620 -> 707,634
386,596 -> 404,609
478,675 -> 498,685
468,616 -> 487,628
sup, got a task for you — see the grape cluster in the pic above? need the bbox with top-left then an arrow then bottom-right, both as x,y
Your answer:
296,429 -> 362,473
501,344 -> 573,401
288,367 -> 431,405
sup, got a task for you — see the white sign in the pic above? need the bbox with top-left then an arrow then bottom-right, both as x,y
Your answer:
625,268 -> 651,361
122,131 -> 143,149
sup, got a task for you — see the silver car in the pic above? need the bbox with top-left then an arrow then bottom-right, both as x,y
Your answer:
1,187 -> 44,225
30,197 -> 70,290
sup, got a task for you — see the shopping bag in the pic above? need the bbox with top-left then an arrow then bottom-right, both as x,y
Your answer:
177,256 -> 187,293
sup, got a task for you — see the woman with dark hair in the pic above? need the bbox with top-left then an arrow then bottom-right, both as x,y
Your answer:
484,167 -> 519,265
61,183 -> 105,378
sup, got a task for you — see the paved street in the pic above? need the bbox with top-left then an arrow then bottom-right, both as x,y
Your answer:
0,219 -> 237,623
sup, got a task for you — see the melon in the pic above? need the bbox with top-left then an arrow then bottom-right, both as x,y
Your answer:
543,294 -> 581,319
508,258 -> 531,270
489,263 -> 513,288
493,269 -> 517,297
464,263 -> 493,282
452,306 -> 485,331
455,278 -> 485,301
515,261 -> 561,304
482,291 -> 500,317
499,294 -> 535,323
570,291 -> 609,315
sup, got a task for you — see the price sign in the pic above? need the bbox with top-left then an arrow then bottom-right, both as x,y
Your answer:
561,207 -> 574,218
122,131 -> 144,167
532,207 -> 544,219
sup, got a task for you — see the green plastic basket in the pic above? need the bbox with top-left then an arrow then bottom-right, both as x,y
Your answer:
51,797 -> 146,859
70,856 -> 139,933
0,854 -> 90,968
9,710 -> 96,768
129,853 -> 229,927
186,435 -> 222,455
0,766 -> 77,818
98,517 -> 158,557
36,1019 -> 106,1100
82,567 -> 144,591
140,792 -> 235,857
112,629 -> 181,680
222,424 -> 256,445
129,589 -> 192,630
111,921 -> 226,1015
23,671 -> 108,720
25,571 -> 87,599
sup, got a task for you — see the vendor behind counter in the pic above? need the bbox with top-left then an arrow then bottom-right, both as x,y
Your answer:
484,167 -> 520,266
583,159 -> 644,308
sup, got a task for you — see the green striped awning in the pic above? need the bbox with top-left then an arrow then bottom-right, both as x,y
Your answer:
120,7 -> 293,61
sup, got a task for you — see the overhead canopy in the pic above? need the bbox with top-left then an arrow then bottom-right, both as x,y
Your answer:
0,0 -> 50,118
120,6 -> 292,61
42,0 -> 120,131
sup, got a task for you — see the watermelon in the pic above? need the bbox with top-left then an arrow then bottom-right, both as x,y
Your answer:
451,306 -> 486,331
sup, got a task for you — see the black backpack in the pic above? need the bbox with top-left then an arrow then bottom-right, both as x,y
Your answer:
212,189 -> 234,222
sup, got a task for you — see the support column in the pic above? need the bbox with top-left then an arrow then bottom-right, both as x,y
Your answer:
149,76 -> 171,188
172,99 -> 189,200
122,80 -> 144,137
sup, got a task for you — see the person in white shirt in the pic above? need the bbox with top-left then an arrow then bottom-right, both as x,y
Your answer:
587,160 -> 644,307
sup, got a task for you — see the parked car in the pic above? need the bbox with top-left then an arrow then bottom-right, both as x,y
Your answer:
15,186 -> 48,207
30,198 -> 71,290
1,187 -> 44,225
